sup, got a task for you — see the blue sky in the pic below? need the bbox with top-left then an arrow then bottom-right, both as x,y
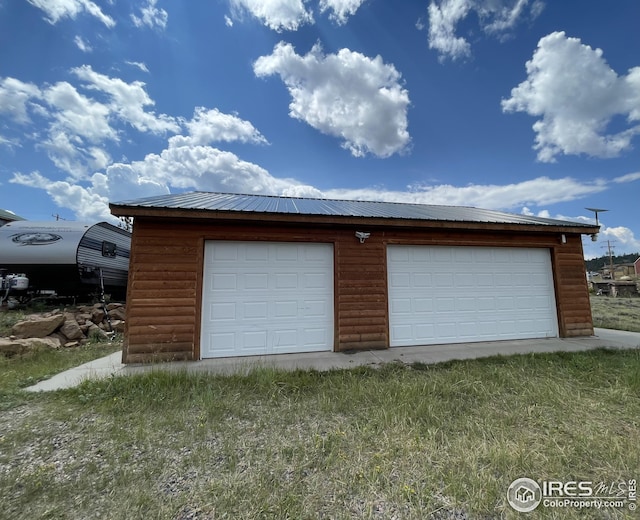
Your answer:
1,0 -> 639,259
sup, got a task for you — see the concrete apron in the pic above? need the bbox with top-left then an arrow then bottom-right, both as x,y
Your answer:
25,328 -> 640,392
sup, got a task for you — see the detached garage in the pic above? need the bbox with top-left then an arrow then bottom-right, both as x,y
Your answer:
109,192 -> 599,363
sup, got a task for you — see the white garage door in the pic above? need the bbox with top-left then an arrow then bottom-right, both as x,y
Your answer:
387,245 -> 558,346
201,241 -> 334,358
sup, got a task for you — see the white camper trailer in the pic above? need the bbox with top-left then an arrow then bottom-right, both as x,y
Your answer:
0,221 -> 131,299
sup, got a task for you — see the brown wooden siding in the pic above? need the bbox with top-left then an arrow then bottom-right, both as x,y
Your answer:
335,236 -> 388,350
551,235 -> 594,337
121,218 -> 593,363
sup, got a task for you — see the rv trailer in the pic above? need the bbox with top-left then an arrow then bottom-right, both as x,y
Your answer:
0,221 -> 131,299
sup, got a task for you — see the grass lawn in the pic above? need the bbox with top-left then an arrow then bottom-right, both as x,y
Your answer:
1,349 -> 639,519
0,299 -> 639,519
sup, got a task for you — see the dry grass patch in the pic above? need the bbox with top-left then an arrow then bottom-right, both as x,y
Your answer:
591,295 -> 640,332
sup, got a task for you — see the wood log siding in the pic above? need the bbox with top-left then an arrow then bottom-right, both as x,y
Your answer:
551,235 -> 594,337
335,237 -> 388,350
121,218 -> 594,363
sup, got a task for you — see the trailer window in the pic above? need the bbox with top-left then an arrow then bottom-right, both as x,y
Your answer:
102,241 -> 117,257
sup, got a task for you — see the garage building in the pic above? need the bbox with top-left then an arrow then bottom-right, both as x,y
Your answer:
109,192 -> 599,363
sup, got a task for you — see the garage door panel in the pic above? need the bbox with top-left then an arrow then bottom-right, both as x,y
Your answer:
275,273 -> 297,289
211,302 -> 236,321
212,273 -> 237,290
273,330 -> 297,349
436,297 -> 455,311
390,298 -> 411,314
275,300 -> 297,318
304,272 -> 330,288
201,242 -> 334,358
304,300 -> 328,317
388,245 -> 558,346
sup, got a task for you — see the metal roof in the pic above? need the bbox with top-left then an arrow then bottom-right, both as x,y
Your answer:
111,191 -> 597,229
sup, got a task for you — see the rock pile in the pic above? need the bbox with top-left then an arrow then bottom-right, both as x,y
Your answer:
0,303 -> 125,357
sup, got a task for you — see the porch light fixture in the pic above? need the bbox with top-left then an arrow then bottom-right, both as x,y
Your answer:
355,231 -> 370,243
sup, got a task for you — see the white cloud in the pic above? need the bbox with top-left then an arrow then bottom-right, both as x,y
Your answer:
125,139 -> 291,194
131,0 -> 168,30
323,176 -> 607,209
43,81 -> 117,143
91,164 -> 169,204
74,36 -> 92,52
0,134 -> 21,150
427,0 -> 544,61
10,136 -> 295,221
581,222 -> 640,259
27,0 -> 115,28
319,0 -> 367,25
614,172 -> 640,184
40,131 -> 112,178
11,171 -> 112,222
72,65 -> 180,135
427,0 -> 472,61
599,225 -> 640,253
125,61 -> 150,73
228,0 -> 313,31
254,42 -> 411,158
171,107 -> 268,147
502,31 -> 640,162
0,68 -> 179,178
0,77 -> 42,124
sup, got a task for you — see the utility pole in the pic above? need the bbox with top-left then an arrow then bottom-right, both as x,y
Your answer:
602,240 -> 615,279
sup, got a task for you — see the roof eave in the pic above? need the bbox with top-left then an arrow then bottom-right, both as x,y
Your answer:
108,204 -> 600,235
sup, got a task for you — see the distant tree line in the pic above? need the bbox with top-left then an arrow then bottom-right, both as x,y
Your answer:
585,252 -> 640,272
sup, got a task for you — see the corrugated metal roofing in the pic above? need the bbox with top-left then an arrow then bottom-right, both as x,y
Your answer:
111,191 -> 597,229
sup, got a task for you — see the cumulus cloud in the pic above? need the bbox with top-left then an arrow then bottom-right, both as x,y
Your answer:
171,107 -> 269,147
0,67 -> 179,178
72,65 -> 180,134
319,0 -> 367,25
426,0 -> 544,61
10,136 -> 298,221
27,0 -> 115,28
254,42 -> 411,158
0,77 -> 42,124
121,139 -> 289,194
599,225 -> 640,253
228,0 -> 313,31
11,171 -> 112,222
502,31 -> 640,162
8,103 -> 280,220
131,0 -> 168,30
43,81 -> 117,144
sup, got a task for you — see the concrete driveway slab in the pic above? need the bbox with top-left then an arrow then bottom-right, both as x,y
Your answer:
24,328 -> 640,392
